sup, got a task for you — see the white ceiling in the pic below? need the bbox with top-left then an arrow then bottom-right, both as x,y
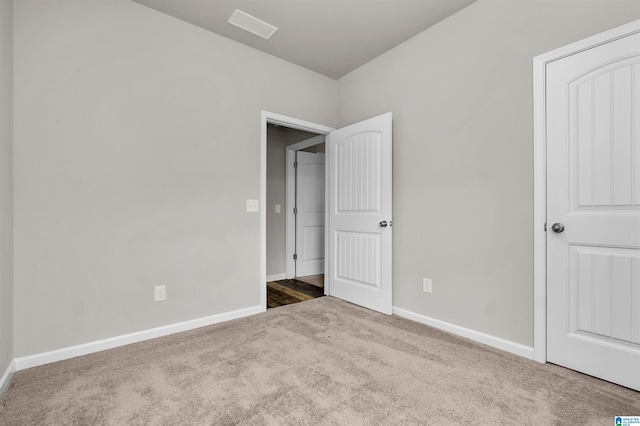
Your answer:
131,0 -> 477,79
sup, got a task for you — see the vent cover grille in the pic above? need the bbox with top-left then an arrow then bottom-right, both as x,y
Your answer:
227,9 -> 278,40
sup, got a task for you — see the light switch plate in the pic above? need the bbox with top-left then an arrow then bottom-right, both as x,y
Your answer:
246,199 -> 259,212
275,204 -> 281,213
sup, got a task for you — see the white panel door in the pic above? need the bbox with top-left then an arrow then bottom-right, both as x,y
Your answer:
295,151 -> 325,277
328,113 -> 392,314
547,31 -> 640,391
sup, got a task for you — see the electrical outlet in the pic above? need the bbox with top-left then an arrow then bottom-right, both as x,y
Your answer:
154,285 -> 166,302
422,278 -> 432,294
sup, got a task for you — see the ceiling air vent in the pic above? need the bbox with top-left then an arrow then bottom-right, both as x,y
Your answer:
227,9 -> 278,40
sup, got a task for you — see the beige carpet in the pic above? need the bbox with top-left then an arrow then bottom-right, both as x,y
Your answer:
0,297 -> 638,425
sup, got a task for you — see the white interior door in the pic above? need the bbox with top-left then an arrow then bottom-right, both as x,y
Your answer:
546,31 -> 640,391
295,151 -> 325,277
328,112 -> 392,315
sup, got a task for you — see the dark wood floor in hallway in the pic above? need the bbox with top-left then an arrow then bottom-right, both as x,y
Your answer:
266,278 -> 324,309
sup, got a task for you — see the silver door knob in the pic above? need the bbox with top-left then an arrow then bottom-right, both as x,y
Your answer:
551,223 -> 565,233
379,221 -> 388,228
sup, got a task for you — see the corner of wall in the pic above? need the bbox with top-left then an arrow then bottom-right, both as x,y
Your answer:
0,0 -> 14,390
0,360 -> 15,395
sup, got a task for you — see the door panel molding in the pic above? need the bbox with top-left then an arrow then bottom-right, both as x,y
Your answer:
533,19 -> 640,365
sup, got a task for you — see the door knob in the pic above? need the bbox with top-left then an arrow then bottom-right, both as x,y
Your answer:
551,223 -> 565,233
379,221 -> 388,228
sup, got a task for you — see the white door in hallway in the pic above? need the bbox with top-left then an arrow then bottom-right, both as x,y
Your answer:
546,31 -> 640,391
328,113 -> 392,315
295,151 -> 325,277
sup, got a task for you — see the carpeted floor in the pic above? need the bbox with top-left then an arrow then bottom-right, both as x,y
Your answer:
0,297 -> 638,425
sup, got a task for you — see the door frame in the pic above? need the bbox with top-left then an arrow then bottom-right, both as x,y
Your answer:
532,19 -> 640,363
261,111 -> 335,309
285,135 -> 326,280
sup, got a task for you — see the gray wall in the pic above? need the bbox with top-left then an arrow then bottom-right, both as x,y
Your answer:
10,0 -> 640,361
13,0 -> 337,357
266,125 -> 318,277
266,125 -> 288,277
338,0 -> 640,346
0,0 -> 13,378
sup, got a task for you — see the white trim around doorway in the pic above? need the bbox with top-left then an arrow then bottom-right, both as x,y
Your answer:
532,19 -> 640,364
260,111 -> 334,310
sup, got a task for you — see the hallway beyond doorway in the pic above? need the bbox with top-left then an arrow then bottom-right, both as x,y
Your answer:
266,277 -> 324,309
295,274 -> 324,288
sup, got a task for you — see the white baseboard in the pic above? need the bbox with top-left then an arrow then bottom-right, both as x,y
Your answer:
10,305 -> 533,375
14,304 -> 264,371
266,274 -> 286,281
392,307 -> 534,360
0,359 -> 15,395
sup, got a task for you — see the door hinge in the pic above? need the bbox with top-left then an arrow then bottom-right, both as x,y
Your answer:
293,207 -> 297,214
294,161 -> 297,168
544,223 -> 547,232
293,254 -> 297,260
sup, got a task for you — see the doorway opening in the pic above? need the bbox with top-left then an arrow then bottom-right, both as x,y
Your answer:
261,112 -> 334,309
261,111 -> 393,314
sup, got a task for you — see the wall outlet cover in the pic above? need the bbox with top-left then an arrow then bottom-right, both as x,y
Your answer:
154,285 -> 166,302
423,278 -> 432,294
